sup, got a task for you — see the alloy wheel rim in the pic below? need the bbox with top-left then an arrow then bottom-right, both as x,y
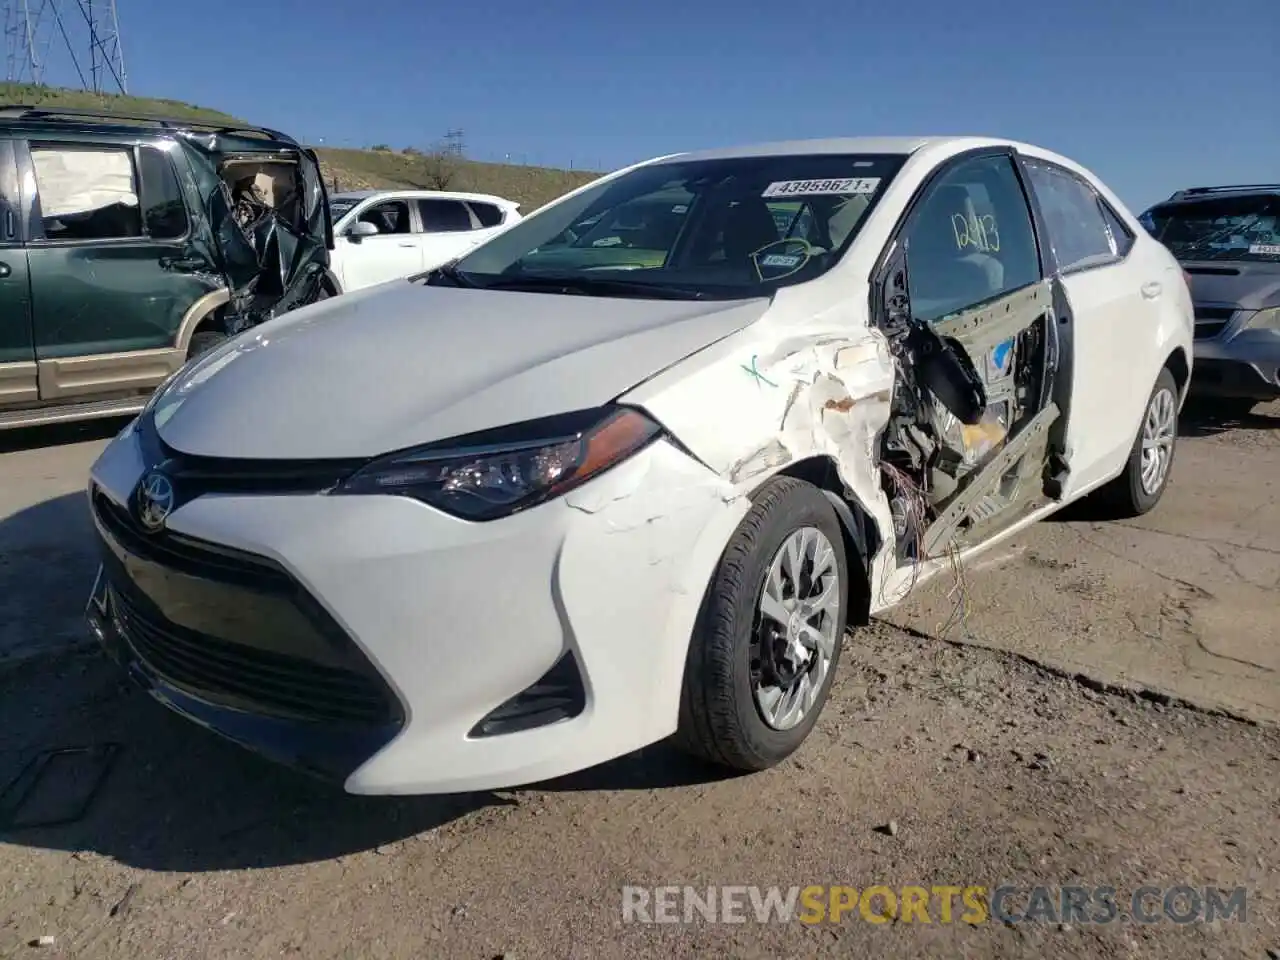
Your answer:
1140,387 -> 1177,495
752,526 -> 841,731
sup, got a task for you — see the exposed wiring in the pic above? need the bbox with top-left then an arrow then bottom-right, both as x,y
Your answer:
878,461 -> 929,606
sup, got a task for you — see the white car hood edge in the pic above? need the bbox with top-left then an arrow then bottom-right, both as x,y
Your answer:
153,281 -> 771,460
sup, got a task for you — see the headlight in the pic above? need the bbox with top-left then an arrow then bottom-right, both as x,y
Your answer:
333,406 -> 663,520
1243,307 -> 1280,331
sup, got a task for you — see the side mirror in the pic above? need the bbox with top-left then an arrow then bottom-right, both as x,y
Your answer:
347,221 -> 379,240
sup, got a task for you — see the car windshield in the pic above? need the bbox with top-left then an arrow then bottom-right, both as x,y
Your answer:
446,153 -> 907,299
1141,194 -> 1280,262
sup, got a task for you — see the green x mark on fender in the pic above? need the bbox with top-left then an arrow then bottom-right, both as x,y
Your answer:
740,354 -> 778,388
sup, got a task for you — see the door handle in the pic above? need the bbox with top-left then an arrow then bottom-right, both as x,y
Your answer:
0,262 -> 10,279
159,256 -> 205,272
1141,281 -> 1163,299
397,242 -> 416,248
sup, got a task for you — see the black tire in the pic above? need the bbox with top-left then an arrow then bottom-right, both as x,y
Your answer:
674,476 -> 849,772
1091,366 -> 1179,519
186,330 -> 227,362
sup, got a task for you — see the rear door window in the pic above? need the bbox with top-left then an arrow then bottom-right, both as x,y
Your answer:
1142,194 -> 1280,262
1023,160 -> 1116,272
30,143 -> 142,241
418,198 -> 474,233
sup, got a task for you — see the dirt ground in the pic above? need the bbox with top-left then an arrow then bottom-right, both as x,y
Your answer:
0,402 -> 1277,959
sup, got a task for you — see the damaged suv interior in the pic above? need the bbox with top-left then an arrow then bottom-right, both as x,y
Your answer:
874,154 -> 1065,565
0,105 -> 334,430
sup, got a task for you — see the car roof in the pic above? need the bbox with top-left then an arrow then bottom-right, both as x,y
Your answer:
1153,184 -> 1280,206
650,136 -> 1085,171
655,136 -> 941,162
330,189 -> 519,207
0,107 -> 300,152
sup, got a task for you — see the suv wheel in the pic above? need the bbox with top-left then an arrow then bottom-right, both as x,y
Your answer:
675,476 -> 848,772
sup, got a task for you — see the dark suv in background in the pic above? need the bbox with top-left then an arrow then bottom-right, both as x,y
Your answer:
0,106 -> 335,431
1140,184 -> 1280,415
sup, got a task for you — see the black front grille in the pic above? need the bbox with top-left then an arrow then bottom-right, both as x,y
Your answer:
1193,306 -> 1235,340
135,412 -> 366,503
93,488 -> 292,590
109,584 -> 393,725
91,485 -> 402,728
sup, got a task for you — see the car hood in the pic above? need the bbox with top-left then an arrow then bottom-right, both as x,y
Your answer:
1182,259 -> 1280,311
153,281 -> 770,460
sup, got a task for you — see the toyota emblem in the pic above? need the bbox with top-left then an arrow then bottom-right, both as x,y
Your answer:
135,471 -> 175,532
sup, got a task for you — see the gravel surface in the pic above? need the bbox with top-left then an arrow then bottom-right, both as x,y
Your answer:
1,401 -> 1277,959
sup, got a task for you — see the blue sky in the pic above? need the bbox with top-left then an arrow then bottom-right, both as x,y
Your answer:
34,0 -> 1280,211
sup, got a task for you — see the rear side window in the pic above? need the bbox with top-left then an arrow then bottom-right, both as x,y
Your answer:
1143,194 -> 1280,263
1100,201 -> 1135,258
418,198 -> 473,232
138,146 -> 188,239
467,201 -> 504,228
904,154 -> 1041,323
1023,161 -> 1116,272
31,144 -> 141,241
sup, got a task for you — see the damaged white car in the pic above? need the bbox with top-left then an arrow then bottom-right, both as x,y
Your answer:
85,137 -> 1193,794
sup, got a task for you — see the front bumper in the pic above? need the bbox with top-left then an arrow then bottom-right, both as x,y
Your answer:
86,423 -> 745,794
1191,325 -> 1280,400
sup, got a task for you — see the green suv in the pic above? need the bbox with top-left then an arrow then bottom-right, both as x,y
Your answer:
0,105 -> 335,430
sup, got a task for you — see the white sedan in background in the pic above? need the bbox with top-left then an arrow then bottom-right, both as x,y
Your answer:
327,189 -> 521,291
87,136 -> 1192,795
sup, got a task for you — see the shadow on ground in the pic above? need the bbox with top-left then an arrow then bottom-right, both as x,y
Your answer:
0,647 -> 730,873
0,493 -> 99,664
0,417 -> 132,455
1178,396 -> 1279,438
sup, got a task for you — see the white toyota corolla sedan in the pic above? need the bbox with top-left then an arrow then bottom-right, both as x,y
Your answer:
85,137 -> 1193,795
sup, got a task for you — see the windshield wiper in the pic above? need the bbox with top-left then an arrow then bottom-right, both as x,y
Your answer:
418,262 -> 476,288
482,274 -> 704,300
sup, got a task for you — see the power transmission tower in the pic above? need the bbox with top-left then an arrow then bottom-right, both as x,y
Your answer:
442,128 -> 465,158
3,0 -> 126,93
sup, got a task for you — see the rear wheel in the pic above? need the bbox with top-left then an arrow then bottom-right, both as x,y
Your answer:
674,477 -> 848,771
1093,367 -> 1179,518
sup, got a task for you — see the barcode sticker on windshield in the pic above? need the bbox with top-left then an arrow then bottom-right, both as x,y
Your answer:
1249,243 -> 1280,256
762,178 -> 880,198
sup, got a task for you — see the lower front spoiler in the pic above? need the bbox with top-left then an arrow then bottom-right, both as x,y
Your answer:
86,567 -> 398,787
1189,357 -> 1280,400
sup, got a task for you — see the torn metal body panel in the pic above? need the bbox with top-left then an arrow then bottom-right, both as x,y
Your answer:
179,135 -> 332,334
620,283 -> 901,616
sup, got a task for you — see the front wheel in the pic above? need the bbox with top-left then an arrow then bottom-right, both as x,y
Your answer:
1093,367 -> 1179,518
674,476 -> 848,772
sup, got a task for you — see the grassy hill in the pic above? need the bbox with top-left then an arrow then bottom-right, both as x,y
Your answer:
0,83 -> 599,210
